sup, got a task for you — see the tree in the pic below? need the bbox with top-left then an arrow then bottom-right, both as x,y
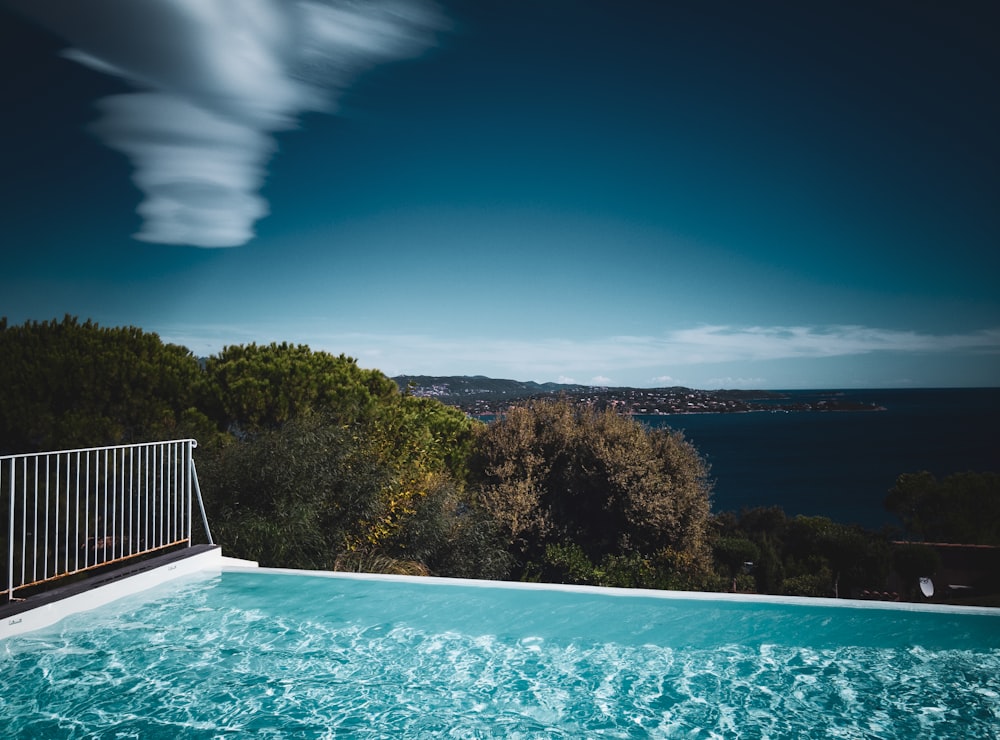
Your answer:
204,342 -> 398,433
197,410 -> 506,577
0,316 -> 214,453
203,342 -> 482,551
752,533 -> 785,594
386,472 -> 511,580
819,524 -> 887,599
886,471 -> 1000,545
713,536 -> 759,592
780,516 -> 855,598
470,399 -> 713,582
196,412 -> 395,569
711,507 -> 890,598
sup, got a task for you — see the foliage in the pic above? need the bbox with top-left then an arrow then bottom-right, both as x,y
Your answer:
203,342 -> 479,558
710,507 -> 891,598
0,316 -> 215,453
892,543 -> 941,580
781,568 -> 835,598
891,543 -> 943,600
523,542 -> 715,591
5,316 -> 929,601
332,551 -> 430,577
196,413 -> 395,569
752,534 -> 785,594
470,399 -> 713,583
713,536 -> 759,592
195,399 -> 500,576
386,472 -> 511,580
394,395 -> 477,484
204,342 -> 398,433
885,471 -> 1000,545
0,319 -> 497,577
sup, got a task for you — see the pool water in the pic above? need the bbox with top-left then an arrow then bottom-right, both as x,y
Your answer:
3,570 -> 999,738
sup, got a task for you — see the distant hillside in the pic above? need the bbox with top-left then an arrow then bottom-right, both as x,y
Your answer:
392,375 -> 591,402
391,375 -> 877,416
391,375 -> 755,415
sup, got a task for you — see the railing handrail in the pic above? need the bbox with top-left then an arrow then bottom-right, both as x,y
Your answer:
0,438 -> 199,463
2,439 -> 213,603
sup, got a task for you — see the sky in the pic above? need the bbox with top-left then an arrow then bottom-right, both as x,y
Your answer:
2,0 -> 998,389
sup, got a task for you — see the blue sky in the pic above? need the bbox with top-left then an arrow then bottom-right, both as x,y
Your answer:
2,0 -> 998,389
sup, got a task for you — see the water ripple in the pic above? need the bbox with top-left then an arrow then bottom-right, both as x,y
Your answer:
3,573 -> 999,738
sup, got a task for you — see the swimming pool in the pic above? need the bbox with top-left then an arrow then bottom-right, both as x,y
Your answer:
3,569 -> 999,738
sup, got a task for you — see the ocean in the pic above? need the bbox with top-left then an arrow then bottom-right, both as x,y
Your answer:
637,388 -> 1000,530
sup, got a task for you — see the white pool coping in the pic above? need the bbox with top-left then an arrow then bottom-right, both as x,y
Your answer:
1,549 -> 258,640
223,564 -> 1000,617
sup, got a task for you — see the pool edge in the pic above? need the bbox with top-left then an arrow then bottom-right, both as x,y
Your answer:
222,566 -> 1000,617
2,547 -> 258,639
6,558 -> 994,641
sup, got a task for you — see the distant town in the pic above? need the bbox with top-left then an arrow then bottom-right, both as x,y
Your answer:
392,376 -> 886,416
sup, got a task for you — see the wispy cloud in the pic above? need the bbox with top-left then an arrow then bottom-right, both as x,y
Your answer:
704,376 -> 768,388
10,0 -> 442,247
156,322 -> 1000,384
661,325 -> 1000,363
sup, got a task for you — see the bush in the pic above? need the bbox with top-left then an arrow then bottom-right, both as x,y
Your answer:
782,568 -> 834,598
886,471 -> 1000,545
471,400 -> 713,584
197,413 -> 394,569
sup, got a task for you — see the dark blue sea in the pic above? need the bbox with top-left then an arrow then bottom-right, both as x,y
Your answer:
639,388 -> 999,530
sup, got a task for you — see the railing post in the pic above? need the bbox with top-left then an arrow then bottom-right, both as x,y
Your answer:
185,440 -> 192,547
190,457 -> 214,546
7,459 -> 14,603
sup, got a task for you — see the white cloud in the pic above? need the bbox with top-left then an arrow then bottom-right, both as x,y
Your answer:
704,377 -> 768,389
665,325 -> 1000,362
90,93 -> 273,247
651,375 -> 678,385
556,375 -> 577,384
155,322 -> 1000,385
11,0 -> 442,247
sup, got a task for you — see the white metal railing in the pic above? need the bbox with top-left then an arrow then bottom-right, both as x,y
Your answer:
2,439 -> 214,603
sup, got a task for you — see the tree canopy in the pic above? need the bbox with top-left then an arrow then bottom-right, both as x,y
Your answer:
885,471 -> 1000,545
0,316 -> 212,453
204,342 -> 399,433
0,317 -> 499,575
710,506 -> 891,598
469,399 -> 713,583
195,342 -> 491,572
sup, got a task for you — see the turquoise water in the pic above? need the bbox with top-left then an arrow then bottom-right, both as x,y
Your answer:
3,570 -> 1000,738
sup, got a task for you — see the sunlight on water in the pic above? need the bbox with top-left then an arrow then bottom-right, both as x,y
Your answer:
3,571 -> 999,738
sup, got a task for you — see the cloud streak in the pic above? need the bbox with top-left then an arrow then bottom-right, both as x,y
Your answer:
157,322 -> 1000,385
660,325 -> 1000,363
9,0 -> 442,247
